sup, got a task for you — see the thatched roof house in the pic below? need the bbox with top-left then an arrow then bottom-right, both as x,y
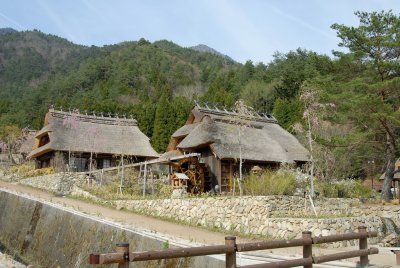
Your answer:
29,109 -> 158,171
167,102 -> 309,192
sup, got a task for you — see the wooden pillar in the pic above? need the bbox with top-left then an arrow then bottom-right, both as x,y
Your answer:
225,236 -> 236,268
216,158 -> 222,193
116,242 -> 129,268
229,161 -> 233,192
358,226 -> 369,267
397,180 -> 400,202
302,231 -> 313,268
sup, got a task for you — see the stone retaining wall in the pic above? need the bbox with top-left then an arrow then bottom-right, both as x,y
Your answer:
115,196 -> 399,247
19,172 -> 87,195
8,173 -> 400,247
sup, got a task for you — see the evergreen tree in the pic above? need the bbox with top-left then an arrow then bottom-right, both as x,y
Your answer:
332,10 -> 400,200
152,94 -> 174,152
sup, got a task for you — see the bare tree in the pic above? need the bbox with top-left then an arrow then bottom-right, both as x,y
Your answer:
294,82 -> 335,198
0,125 -> 23,164
63,110 -> 79,171
232,100 -> 257,196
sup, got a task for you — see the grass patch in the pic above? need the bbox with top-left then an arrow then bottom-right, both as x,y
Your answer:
316,179 -> 374,198
2,163 -> 54,178
243,170 -> 296,196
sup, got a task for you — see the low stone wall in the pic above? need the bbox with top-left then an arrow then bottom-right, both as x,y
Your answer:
116,196 -> 398,247
352,205 -> 400,223
19,172 -> 87,196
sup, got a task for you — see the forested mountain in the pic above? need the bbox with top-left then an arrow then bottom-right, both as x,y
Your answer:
0,29 -> 242,151
0,10 -> 399,198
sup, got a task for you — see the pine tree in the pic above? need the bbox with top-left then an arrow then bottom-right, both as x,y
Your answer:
332,10 -> 400,200
152,94 -> 174,152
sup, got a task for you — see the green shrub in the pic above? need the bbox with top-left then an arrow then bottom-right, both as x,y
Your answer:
317,181 -> 337,197
243,170 -> 297,196
316,180 -> 373,198
346,180 -> 374,198
157,182 -> 174,198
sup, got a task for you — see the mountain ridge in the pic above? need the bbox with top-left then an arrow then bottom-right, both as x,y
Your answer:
189,44 -> 233,61
0,28 -> 17,35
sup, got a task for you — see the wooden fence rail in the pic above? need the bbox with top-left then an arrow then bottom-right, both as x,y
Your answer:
89,226 -> 378,268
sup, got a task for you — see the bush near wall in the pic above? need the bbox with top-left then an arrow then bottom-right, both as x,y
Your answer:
316,180 -> 374,198
243,170 -> 297,196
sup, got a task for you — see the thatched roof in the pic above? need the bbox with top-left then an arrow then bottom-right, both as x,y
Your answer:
28,109 -> 158,159
18,131 -> 36,154
169,104 -> 309,163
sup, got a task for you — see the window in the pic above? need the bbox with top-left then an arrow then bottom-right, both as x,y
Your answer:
39,135 -> 50,147
69,157 -> 87,172
103,159 -> 111,169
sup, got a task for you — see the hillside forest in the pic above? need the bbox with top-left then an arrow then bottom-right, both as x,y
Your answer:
0,11 -> 399,200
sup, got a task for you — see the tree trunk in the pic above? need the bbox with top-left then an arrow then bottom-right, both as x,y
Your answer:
7,142 -> 16,165
307,116 -> 315,198
89,151 -> 93,175
238,127 -> 243,196
381,132 -> 396,201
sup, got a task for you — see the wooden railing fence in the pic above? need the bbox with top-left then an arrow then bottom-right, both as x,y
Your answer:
89,226 -> 378,268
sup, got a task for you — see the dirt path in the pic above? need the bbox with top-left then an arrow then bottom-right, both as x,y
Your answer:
0,181 -> 232,245
0,181 -> 396,267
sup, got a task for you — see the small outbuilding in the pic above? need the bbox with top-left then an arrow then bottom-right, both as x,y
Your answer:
28,109 -> 158,171
171,172 -> 189,189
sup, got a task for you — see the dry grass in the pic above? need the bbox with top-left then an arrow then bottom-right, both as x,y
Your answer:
243,170 -> 297,196
6,164 -> 54,178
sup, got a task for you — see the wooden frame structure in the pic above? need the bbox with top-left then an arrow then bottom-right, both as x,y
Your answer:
89,226 -> 378,267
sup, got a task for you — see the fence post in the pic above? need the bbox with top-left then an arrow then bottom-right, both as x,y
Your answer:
358,226 -> 369,267
116,242 -> 130,268
225,236 -> 236,268
302,231 -> 313,268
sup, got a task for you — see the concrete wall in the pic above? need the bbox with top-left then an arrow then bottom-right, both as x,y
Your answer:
0,190 -> 224,268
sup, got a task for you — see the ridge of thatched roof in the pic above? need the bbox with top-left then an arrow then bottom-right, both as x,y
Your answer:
28,109 -> 158,159
194,100 -> 278,124
171,105 -> 309,163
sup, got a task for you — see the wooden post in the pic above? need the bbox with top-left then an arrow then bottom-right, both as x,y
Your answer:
142,161 -> 147,197
397,180 -> 400,202
116,242 -> 129,268
225,236 -> 236,268
302,231 -> 313,268
358,226 -> 369,267
393,250 -> 400,265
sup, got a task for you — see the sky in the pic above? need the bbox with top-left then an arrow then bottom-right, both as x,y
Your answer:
0,0 -> 399,64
